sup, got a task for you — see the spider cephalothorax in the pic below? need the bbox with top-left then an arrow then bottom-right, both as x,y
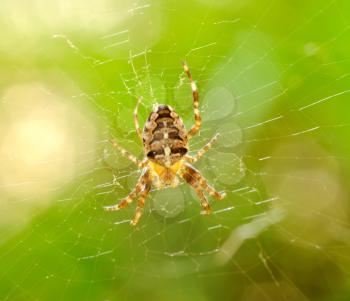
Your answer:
105,63 -> 226,225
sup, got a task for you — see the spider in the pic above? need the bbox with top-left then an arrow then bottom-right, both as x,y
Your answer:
104,62 -> 226,225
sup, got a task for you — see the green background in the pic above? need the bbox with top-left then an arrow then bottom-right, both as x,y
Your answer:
1,0 -> 350,300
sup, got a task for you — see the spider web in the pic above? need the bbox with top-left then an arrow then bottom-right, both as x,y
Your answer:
1,0 -> 350,300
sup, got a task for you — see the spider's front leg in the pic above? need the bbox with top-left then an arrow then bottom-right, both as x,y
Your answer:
179,162 -> 226,213
133,96 -> 143,140
182,62 -> 201,138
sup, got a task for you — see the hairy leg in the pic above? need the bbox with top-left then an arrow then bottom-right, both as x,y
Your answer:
182,62 -> 201,138
179,166 -> 213,214
110,139 -> 145,168
104,168 -> 150,211
133,96 -> 142,139
181,163 -> 226,201
185,133 -> 220,163
131,182 -> 151,226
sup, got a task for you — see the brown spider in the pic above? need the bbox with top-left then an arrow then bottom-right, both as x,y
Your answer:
104,63 -> 226,225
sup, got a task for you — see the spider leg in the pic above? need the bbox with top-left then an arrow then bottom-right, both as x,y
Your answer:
196,189 -> 212,214
110,139 -> 145,168
185,133 -> 220,163
181,163 -> 226,201
103,181 -> 144,211
182,62 -> 201,138
104,168 -> 149,211
133,96 -> 143,139
179,166 -> 212,214
131,180 -> 152,226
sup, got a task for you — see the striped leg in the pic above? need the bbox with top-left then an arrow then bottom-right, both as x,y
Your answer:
185,133 -> 220,163
196,189 -> 212,214
181,163 -> 226,201
104,181 -> 144,211
133,96 -> 142,139
180,166 -> 212,214
182,62 -> 201,138
110,139 -> 143,167
200,178 -> 227,201
131,182 -> 151,226
104,168 -> 150,211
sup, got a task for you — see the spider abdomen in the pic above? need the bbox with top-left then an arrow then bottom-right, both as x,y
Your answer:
143,105 -> 188,167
